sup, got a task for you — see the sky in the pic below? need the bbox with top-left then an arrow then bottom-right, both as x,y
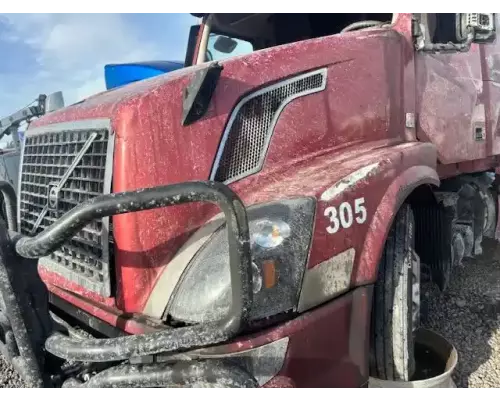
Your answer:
0,13 -> 198,123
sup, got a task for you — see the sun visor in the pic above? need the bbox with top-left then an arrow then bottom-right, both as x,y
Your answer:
191,8 -> 208,18
210,14 -> 274,38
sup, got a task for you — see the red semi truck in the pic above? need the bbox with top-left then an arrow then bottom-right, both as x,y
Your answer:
0,13 -> 499,387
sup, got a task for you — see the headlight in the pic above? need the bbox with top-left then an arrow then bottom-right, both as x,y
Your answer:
167,198 -> 316,324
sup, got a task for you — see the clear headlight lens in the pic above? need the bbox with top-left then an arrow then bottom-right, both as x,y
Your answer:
251,219 -> 291,249
167,198 -> 315,324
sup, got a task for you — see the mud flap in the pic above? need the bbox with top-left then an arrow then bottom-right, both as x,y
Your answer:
414,199 -> 454,292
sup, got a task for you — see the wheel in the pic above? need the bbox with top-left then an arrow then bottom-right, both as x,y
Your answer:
370,204 -> 420,381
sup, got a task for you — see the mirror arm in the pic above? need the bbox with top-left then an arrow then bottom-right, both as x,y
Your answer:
415,25 -> 475,53
0,92 -> 64,138
196,15 -> 214,65
423,30 -> 474,53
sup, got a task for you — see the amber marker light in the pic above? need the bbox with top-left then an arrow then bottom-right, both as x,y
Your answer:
262,260 -> 277,289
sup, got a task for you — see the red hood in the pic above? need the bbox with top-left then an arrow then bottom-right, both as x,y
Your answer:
30,63 -> 209,129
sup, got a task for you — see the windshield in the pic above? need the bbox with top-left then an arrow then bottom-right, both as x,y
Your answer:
205,33 -> 254,62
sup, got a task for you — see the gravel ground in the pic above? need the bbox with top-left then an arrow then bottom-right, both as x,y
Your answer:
423,239 -> 500,388
1,241 -> 500,388
0,356 -> 23,388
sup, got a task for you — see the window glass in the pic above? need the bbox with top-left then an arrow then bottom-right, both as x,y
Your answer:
206,33 -> 254,62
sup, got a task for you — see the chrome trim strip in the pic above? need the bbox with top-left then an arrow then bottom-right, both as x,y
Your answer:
24,118 -> 112,136
210,68 -> 327,184
16,134 -> 26,232
101,129 -> 115,296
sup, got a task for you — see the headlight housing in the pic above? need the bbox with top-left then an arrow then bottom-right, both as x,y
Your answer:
167,197 -> 315,324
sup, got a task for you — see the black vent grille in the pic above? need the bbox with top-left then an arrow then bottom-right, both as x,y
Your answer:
214,70 -> 326,183
19,125 -> 113,296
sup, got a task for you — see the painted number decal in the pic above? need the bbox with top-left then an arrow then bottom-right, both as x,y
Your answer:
324,197 -> 367,234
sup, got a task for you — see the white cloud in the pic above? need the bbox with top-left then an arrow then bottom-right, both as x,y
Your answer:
75,77 -> 107,103
0,13 -> 190,118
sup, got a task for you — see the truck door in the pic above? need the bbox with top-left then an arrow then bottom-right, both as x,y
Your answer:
415,14 -> 487,164
482,14 -> 500,156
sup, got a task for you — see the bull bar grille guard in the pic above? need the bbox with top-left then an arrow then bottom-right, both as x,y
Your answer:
0,180 -> 258,387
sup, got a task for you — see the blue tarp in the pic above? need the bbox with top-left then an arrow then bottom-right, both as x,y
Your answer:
104,61 -> 184,90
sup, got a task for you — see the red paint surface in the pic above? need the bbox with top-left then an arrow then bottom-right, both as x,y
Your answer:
356,163 -> 439,286
276,285 -> 371,387
233,141 -> 437,286
209,286 -> 372,388
47,284 -> 159,335
27,14 -> 500,338
416,43 -> 487,163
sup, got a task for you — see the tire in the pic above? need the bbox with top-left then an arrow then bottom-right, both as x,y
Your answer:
370,204 -> 420,381
0,202 -> 6,226
481,187 -> 496,238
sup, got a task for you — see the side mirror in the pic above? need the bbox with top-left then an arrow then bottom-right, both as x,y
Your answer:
213,35 -> 238,54
456,13 -> 496,44
45,91 -> 65,113
184,24 -> 201,67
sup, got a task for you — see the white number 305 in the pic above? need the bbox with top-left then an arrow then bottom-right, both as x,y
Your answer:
324,197 -> 367,234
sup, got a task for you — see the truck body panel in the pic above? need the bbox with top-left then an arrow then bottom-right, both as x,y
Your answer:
483,14 -> 500,155
416,44 -> 487,163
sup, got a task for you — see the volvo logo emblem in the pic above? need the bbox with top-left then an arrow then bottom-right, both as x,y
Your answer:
47,184 -> 60,210
30,131 -> 99,235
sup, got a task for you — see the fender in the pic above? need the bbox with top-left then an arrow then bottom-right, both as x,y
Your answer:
144,140 -> 439,320
354,164 -> 439,287
295,141 -> 438,313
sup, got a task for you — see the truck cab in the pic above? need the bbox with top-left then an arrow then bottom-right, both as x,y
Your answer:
0,13 -> 499,387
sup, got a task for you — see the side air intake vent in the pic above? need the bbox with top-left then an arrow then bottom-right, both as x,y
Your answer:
211,68 -> 327,183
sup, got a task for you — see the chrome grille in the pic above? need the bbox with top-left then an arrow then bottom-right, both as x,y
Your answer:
213,69 -> 327,183
18,121 -> 113,296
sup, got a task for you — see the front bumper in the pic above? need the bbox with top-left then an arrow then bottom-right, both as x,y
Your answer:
69,285 -> 371,388
188,285 -> 372,388
0,180 -> 371,387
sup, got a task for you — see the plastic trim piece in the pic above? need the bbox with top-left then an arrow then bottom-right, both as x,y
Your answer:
210,68 -> 327,184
